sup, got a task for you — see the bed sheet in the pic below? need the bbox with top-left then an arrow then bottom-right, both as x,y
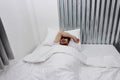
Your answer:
81,44 -> 120,57
79,66 -> 120,80
79,44 -> 120,80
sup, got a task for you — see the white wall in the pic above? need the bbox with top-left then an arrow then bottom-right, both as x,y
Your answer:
0,0 -> 37,61
26,0 -> 59,43
0,0 -> 59,61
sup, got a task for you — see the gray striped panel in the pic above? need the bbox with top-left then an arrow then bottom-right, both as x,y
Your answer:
58,0 -> 120,44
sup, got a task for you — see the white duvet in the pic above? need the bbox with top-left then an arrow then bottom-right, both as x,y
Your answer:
23,45 -> 86,63
0,45 -> 85,80
0,45 -> 120,80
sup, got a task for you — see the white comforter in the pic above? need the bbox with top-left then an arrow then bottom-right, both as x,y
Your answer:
0,45 -> 85,80
23,45 -> 86,63
0,45 -> 120,80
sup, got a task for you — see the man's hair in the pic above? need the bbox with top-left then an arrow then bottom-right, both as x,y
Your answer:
60,36 -> 71,45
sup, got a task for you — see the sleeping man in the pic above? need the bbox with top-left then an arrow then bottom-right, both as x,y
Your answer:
54,31 -> 80,45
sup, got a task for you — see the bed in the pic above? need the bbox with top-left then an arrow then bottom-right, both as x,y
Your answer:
0,29 -> 120,80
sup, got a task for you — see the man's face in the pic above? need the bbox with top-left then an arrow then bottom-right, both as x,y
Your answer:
60,37 -> 70,45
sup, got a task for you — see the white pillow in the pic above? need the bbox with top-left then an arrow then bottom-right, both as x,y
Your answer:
69,39 -> 81,51
65,29 -> 80,38
65,29 -> 81,51
42,28 -> 59,46
42,28 -> 81,51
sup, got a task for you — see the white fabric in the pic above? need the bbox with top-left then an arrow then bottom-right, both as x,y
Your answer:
23,45 -> 52,63
1,45 -> 120,80
0,45 -> 84,80
79,45 -> 120,80
66,29 -> 81,51
79,66 -> 120,80
65,29 -> 80,38
81,44 -> 120,68
86,56 -> 120,68
23,45 -> 86,63
69,39 -> 81,52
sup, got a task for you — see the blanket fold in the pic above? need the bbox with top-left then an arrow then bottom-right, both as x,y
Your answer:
23,45 -> 86,63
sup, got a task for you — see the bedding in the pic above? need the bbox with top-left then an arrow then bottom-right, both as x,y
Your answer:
79,66 -> 120,80
81,44 -> 120,68
66,29 -> 81,51
23,45 -> 86,63
0,45 -> 84,80
0,45 -> 120,80
42,28 -> 81,51
79,44 -> 120,80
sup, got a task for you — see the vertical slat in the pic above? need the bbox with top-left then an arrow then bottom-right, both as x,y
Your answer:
77,0 -> 81,40
80,0 -> 83,43
73,0 -> 77,29
77,0 -> 81,28
88,0 -> 92,44
81,0 -> 86,43
59,0 -> 62,29
59,0 -> 64,30
94,0 -> 100,44
102,0 -> 110,44
68,0 -> 73,29
57,0 -> 61,29
63,0 -> 68,30
111,0 -> 120,44
84,0 -> 87,43
98,0 -> 105,44
115,20 -> 120,43
86,0 -> 90,44
106,0 -> 115,44
90,0 -> 95,44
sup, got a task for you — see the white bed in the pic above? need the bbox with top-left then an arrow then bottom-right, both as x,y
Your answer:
0,44 -> 120,80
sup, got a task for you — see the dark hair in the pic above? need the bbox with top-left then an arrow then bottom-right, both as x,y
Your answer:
60,36 -> 71,45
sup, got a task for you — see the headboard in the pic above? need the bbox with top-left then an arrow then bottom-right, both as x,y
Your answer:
58,0 -> 120,44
